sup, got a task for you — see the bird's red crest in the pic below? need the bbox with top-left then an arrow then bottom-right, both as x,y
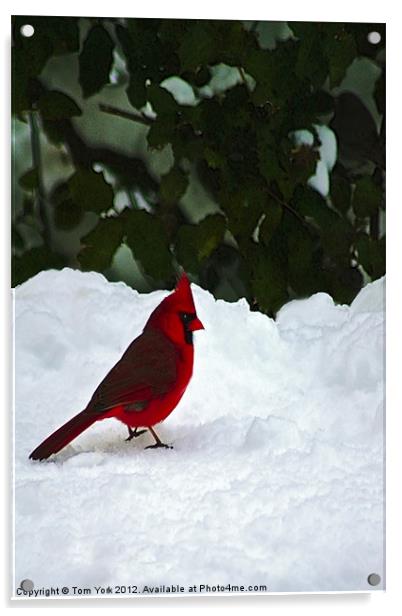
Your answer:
174,273 -> 195,310
144,271 -> 201,332
175,272 -> 191,293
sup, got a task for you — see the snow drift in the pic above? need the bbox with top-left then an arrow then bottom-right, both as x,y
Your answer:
13,269 -> 385,595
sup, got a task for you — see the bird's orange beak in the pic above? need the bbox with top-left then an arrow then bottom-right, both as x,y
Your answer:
188,316 -> 204,331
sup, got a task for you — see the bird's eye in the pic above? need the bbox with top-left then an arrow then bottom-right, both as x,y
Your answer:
180,312 -> 196,323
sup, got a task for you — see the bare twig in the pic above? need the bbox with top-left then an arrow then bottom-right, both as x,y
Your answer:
28,111 -> 52,248
265,186 -> 313,232
99,103 -> 154,127
237,66 -> 251,94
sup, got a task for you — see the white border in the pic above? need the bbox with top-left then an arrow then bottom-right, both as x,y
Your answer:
1,0 -> 395,21
3,2 -> 402,614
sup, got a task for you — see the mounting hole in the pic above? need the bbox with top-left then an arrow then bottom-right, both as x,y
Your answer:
20,24 -> 35,38
20,579 -> 34,592
367,573 -> 381,586
367,31 -> 381,45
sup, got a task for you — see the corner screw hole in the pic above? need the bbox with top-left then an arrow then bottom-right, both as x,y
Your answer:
367,573 -> 381,586
367,31 -> 381,45
20,579 -> 34,592
20,24 -> 35,38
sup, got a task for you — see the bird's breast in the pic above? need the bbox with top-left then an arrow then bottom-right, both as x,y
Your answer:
115,343 -> 194,428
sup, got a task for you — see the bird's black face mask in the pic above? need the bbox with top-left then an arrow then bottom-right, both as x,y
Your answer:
179,311 -> 197,345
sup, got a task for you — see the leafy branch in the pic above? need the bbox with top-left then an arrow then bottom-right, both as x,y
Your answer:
12,17 -> 385,313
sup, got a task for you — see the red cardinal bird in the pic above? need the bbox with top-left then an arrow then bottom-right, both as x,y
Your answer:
29,273 -> 204,460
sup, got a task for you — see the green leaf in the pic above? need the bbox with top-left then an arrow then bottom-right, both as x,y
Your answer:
259,153 -> 285,185
40,117 -> 68,146
50,181 -> 85,231
126,71 -> 147,109
288,144 -> 320,187
204,146 -> 225,169
79,25 -> 114,98
68,168 -> 114,214
355,234 -> 385,280
124,19 -> 170,83
160,166 -> 188,204
374,71 -> 385,116
218,189 -> 263,244
307,90 -> 334,114
147,116 -> 176,149
294,185 -> 352,258
325,31 -> 357,88
325,264 -> 363,304
38,90 -> 82,121
331,174 -> 352,214
257,127 -> 283,182
290,22 -> 317,39
353,176 -> 382,218
178,22 -> 216,72
171,122 -> 203,163
146,84 -> 179,149
54,199 -> 84,231
246,242 -> 288,315
12,28 -> 53,77
12,246 -> 64,287
115,25 -> 147,109
294,31 -> 328,88
246,42 -> 300,106
12,34 -> 52,115
284,215 -> 316,293
218,21 -> 253,66
259,201 -> 283,245
243,48 -> 274,90
43,16 -> 79,55
175,214 -> 226,273
18,168 -> 39,190
125,210 -> 173,279
147,84 -> 178,115
78,217 -> 124,271
321,216 -> 353,259
331,92 -> 380,166
294,185 -> 334,226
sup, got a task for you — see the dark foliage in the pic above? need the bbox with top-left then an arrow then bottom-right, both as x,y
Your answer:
11,16 -> 385,315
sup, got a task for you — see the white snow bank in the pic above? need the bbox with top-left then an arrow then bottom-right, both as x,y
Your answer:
14,269 -> 385,595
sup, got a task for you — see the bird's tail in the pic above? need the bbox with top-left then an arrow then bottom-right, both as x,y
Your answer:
29,410 -> 98,460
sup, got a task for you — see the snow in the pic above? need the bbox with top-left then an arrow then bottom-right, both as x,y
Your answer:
14,269 -> 384,596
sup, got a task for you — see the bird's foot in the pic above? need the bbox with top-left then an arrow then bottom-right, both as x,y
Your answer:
126,428 -> 147,442
145,427 -> 173,449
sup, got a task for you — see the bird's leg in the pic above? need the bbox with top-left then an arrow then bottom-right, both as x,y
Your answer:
145,426 -> 173,449
126,427 -> 147,442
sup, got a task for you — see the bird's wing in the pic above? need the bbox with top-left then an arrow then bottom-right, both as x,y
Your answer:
87,328 -> 178,415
